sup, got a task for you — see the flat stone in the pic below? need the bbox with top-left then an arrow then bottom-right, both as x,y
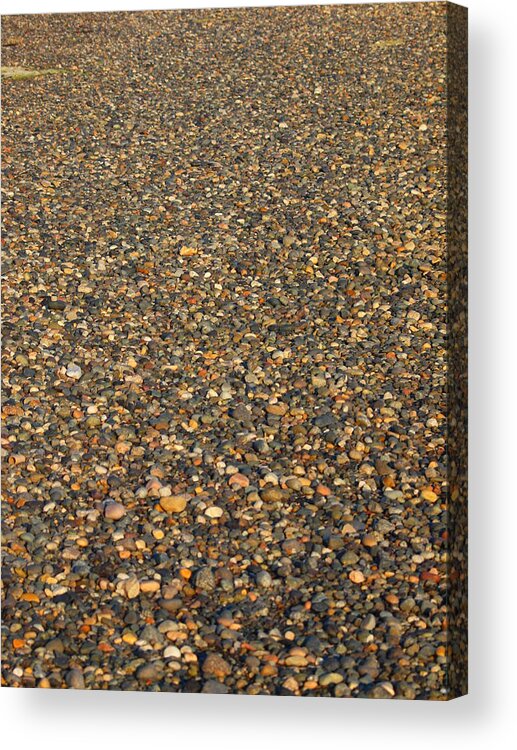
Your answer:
361,614 -> 377,630
202,680 -> 229,694
266,402 -> 288,416
205,506 -> 223,518
136,664 -> 160,682
260,487 -> 287,502
66,668 -> 85,689
319,672 -> 344,686
66,363 -> 82,380
202,653 -> 231,679
282,539 -> 304,555
231,404 -> 252,421
256,570 -> 273,588
159,493 -> 190,513
194,566 -> 216,591
421,489 -> 439,502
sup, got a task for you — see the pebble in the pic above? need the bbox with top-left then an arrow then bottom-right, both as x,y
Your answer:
136,664 -> 160,683
205,506 -> 223,519
228,473 -> 250,489
319,673 -> 344,687
123,578 -> 140,600
231,404 -> 252,422
256,570 -> 273,588
140,579 -> 160,594
202,680 -> 229,694
361,614 -> 377,631
282,539 -> 305,556
202,653 -> 231,679
285,655 -> 308,667
266,403 -> 288,416
194,567 -> 216,592
103,501 -> 126,521
159,494 -> 190,513
66,669 -> 85,689
65,363 -> 82,380
45,298 -> 66,311
261,488 -> 286,502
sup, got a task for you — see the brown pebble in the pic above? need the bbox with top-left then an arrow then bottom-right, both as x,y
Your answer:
136,664 -> 160,682
159,493 -> 190,513
266,402 -> 288,416
103,501 -> 126,521
202,653 -> 231,679
140,579 -> 161,594
66,668 -> 85,689
261,487 -> 287,502
228,473 -> 250,488
282,539 -> 304,555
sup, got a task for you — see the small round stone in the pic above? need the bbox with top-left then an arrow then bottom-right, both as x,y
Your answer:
66,668 -> 85,689
202,680 -> 229,694
319,673 -> 344,687
103,501 -> 126,520
361,614 -> 377,630
65,363 -> 82,380
136,664 -> 160,683
202,653 -> 231,679
194,567 -> 216,591
256,570 -> 273,588
159,494 -> 190,513
282,539 -> 304,556
421,489 -> 439,503
205,506 -> 223,518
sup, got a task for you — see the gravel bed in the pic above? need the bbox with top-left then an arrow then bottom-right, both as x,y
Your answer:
2,4 -> 450,698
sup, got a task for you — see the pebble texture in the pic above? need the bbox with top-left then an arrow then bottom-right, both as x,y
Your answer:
2,4 -> 458,698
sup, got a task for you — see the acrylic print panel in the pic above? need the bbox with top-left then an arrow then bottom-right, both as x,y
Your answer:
1,2 -> 467,699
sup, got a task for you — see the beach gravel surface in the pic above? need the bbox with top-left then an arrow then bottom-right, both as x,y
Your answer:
2,4 -> 449,697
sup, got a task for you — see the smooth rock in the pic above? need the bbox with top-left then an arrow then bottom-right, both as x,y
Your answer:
202,653 -> 231,679
159,494 -> 190,513
103,501 -> 126,520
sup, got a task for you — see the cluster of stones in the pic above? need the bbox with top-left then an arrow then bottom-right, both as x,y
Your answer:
2,3 -> 449,698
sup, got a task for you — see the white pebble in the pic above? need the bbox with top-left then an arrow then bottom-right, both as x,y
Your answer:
205,506 -> 223,518
163,646 -> 181,659
66,363 -> 82,379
